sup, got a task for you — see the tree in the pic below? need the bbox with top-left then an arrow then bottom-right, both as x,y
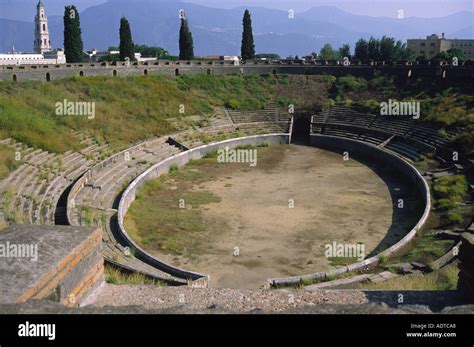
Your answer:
367,37 -> 380,61
119,17 -> 135,61
338,43 -> 351,59
179,18 -> 194,60
379,36 -> 396,62
63,5 -> 84,63
446,48 -> 465,60
319,43 -> 338,60
134,45 -> 170,59
241,9 -> 255,60
354,38 -> 369,61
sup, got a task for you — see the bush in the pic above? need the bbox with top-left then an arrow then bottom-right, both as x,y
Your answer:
169,163 -> 179,173
336,76 -> 368,94
226,99 -> 241,110
432,175 -> 469,226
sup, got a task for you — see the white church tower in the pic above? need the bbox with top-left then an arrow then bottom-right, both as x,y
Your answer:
34,1 -> 52,54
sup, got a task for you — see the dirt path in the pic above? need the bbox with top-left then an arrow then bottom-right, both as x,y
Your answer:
135,145 -> 419,288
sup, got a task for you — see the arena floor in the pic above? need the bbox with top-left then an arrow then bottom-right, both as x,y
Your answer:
126,144 -> 423,288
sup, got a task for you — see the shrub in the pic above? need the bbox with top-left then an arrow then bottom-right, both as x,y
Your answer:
169,163 -> 179,173
226,98 -> 241,110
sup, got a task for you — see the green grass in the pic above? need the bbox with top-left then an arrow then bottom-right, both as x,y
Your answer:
400,235 -> 455,264
0,74 -> 283,153
104,265 -> 165,286
328,257 -> 360,267
358,263 -> 459,290
432,175 -> 470,225
0,145 -> 21,180
124,157 -> 224,255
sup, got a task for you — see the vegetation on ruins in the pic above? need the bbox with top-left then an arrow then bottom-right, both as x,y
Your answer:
119,17 -> 135,62
0,74 -> 285,153
432,175 -> 470,225
241,9 -> 256,60
0,145 -> 20,180
179,18 -> 194,60
358,263 -> 459,290
0,72 -> 471,163
63,5 -> 84,63
105,265 -> 165,286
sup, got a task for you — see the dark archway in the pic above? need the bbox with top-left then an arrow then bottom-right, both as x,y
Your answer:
46,72 -> 51,82
144,69 -> 148,76
79,71 -> 84,77
207,68 -> 212,75
175,68 -> 179,76
12,74 -> 17,82
292,117 -> 311,144
113,69 -> 117,76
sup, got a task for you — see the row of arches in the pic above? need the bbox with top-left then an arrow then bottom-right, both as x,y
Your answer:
10,67 -> 450,83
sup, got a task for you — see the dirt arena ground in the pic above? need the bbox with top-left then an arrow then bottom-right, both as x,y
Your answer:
125,144 -> 423,288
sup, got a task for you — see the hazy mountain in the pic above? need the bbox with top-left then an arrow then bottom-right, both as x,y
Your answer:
0,0 -> 106,21
451,26 -> 474,38
0,1 -> 472,57
299,6 -> 474,41
0,18 -> 33,52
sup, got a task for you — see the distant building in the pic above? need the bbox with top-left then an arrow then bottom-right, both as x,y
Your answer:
0,49 -> 65,66
195,56 -> 240,64
407,34 -> 474,59
34,1 -> 51,54
0,1 -> 65,65
83,49 -> 112,63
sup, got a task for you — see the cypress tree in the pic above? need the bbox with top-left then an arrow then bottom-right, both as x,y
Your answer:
63,5 -> 84,63
179,18 -> 194,60
119,17 -> 135,61
241,9 -> 255,60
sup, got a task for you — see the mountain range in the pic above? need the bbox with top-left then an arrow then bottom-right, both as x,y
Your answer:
0,0 -> 473,57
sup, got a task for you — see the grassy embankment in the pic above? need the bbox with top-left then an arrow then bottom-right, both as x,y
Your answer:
0,74 -> 300,181
0,74 -> 292,154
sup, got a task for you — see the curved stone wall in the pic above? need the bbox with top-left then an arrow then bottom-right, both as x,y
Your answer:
267,134 -> 431,287
66,137 -> 165,225
117,134 -> 289,283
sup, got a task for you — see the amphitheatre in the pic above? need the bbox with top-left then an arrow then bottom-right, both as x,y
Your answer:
0,60 -> 473,314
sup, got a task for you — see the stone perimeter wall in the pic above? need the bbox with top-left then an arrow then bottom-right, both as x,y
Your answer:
1,61 -> 474,82
458,233 -> 474,303
117,134 -> 289,285
267,134 -> 431,287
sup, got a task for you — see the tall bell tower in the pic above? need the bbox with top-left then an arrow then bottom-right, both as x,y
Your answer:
34,1 -> 51,54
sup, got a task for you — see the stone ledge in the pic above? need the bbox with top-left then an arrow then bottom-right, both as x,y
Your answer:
0,225 -> 104,306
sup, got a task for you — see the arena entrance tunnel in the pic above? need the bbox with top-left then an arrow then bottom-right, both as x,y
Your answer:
291,117 -> 311,144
